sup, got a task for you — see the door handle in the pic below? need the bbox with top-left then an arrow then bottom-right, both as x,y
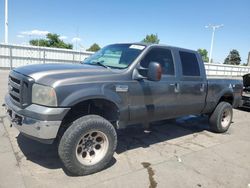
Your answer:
200,83 -> 205,92
170,83 -> 180,93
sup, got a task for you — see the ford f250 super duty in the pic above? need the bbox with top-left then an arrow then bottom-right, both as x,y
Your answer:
4,43 -> 242,175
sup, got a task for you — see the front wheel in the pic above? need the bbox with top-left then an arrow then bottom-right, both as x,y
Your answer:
209,102 -> 233,133
58,115 -> 117,176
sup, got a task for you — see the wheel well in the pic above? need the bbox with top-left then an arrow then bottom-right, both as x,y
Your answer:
218,94 -> 234,105
58,99 -> 119,135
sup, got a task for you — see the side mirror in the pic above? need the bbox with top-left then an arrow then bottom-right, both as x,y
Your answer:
147,62 -> 162,81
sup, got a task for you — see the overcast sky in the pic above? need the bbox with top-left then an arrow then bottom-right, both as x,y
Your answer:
0,0 -> 249,63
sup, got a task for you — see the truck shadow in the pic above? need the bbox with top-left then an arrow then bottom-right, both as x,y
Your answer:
116,115 -> 209,154
237,107 -> 250,112
16,115 -> 209,176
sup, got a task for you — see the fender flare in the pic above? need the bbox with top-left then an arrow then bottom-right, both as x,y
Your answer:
216,88 -> 234,105
60,86 -> 123,109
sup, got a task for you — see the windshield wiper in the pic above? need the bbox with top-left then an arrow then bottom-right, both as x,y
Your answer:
91,61 -> 110,69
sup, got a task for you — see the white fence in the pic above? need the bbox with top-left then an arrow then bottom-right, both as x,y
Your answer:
0,43 -> 94,68
204,63 -> 250,77
0,43 -> 249,77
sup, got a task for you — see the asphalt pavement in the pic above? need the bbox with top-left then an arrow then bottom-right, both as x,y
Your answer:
0,70 -> 249,188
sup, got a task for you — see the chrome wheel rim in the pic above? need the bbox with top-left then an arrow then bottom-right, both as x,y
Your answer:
221,109 -> 231,128
75,130 -> 109,166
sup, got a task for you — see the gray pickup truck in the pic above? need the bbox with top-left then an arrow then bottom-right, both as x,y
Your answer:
4,43 -> 242,175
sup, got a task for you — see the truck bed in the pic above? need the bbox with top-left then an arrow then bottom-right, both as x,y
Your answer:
203,78 -> 243,112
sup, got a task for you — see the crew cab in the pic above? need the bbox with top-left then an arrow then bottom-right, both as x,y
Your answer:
4,43 -> 242,175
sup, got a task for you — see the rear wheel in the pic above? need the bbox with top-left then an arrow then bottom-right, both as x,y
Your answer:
58,115 -> 117,176
209,102 -> 233,133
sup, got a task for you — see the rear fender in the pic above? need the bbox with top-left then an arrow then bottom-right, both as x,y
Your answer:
203,87 -> 234,113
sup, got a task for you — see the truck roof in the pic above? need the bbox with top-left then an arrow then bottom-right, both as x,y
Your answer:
116,42 -> 198,53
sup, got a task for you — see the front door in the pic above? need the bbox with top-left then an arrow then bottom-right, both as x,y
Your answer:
128,47 -> 179,124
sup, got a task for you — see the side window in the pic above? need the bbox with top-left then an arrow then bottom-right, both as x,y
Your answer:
141,48 -> 175,75
179,51 -> 200,76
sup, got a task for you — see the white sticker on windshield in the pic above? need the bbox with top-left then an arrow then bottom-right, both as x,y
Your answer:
129,45 -> 145,50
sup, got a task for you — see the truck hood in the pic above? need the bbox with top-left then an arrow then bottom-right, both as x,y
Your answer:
13,63 -> 120,86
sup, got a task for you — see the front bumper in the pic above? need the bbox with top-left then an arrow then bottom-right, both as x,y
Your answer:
4,94 -> 70,144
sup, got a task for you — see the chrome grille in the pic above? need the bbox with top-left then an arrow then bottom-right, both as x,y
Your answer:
8,71 -> 33,108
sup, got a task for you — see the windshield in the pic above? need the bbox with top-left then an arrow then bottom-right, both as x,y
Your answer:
83,44 -> 146,69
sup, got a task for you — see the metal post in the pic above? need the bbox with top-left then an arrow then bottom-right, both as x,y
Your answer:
205,24 -> 223,63
38,39 -> 40,61
43,49 -> 46,64
247,52 -> 250,66
4,0 -> 8,43
208,28 -> 215,64
9,45 -> 13,69
79,49 -> 81,63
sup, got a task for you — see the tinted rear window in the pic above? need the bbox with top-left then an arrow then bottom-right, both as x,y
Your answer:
179,51 -> 200,76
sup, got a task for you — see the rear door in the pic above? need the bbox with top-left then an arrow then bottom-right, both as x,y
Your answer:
174,50 -> 207,115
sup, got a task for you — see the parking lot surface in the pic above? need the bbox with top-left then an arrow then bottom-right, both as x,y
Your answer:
0,70 -> 249,188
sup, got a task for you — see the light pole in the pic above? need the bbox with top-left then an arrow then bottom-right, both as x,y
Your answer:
4,0 -> 8,43
205,24 -> 223,63
79,44 -> 85,63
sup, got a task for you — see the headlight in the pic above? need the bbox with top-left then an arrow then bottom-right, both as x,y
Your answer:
32,83 -> 57,107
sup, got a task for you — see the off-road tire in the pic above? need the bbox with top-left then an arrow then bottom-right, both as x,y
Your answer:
209,102 -> 233,133
58,115 -> 117,176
